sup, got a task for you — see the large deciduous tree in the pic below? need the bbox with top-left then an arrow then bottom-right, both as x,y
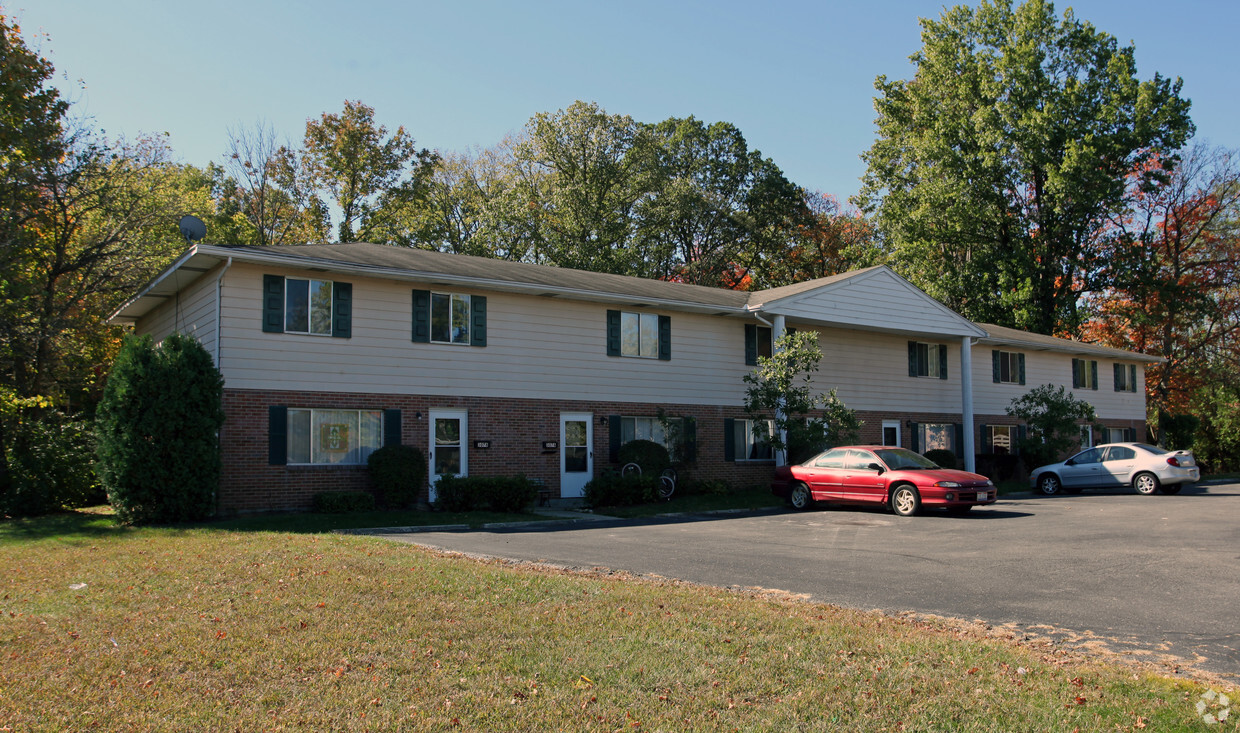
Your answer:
858,0 -> 1193,335
1082,144 -> 1240,445
301,100 -> 436,243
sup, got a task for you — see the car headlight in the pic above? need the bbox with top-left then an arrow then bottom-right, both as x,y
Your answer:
934,481 -> 962,488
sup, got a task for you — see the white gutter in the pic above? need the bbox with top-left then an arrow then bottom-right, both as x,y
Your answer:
213,257 -> 233,369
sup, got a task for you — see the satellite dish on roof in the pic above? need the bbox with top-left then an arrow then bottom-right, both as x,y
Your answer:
179,214 -> 207,244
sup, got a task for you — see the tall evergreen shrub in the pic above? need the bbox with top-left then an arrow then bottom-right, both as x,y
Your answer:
95,333 -> 224,524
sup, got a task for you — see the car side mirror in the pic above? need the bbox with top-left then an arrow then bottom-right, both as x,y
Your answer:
867,463 -> 885,475
1065,458 -> 1076,466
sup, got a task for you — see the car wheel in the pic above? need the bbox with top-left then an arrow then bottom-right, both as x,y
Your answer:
1161,484 -> 1182,495
788,482 -> 814,511
1133,472 -> 1161,495
891,485 -> 921,517
1036,474 -> 1062,496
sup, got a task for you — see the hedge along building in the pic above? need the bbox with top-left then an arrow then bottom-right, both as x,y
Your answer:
110,243 -> 1158,513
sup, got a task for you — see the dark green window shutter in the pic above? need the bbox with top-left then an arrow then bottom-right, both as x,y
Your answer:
268,405 -> 288,465
1126,427 -> 1138,442
1129,365 -> 1137,392
411,289 -> 430,343
332,281 -> 352,338
979,424 -> 991,454
606,310 -> 621,356
1072,359 -> 1082,388
744,324 -> 758,366
657,315 -> 671,361
1017,354 -> 1026,385
262,275 -> 284,333
1090,361 -> 1098,390
723,418 -> 736,462
908,342 -> 918,377
383,409 -> 401,447
1113,363 -> 1122,391
608,415 -> 622,463
992,350 -> 1001,383
938,345 -> 948,380
953,424 -> 964,456
470,295 -> 487,347
681,417 -> 697,463
909,423 -> 921,453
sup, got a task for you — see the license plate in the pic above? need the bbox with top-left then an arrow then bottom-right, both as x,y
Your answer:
976,491 -> 989,501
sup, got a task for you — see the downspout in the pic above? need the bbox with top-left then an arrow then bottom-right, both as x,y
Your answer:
214,257 -> 233,369
961,335 -> 975,473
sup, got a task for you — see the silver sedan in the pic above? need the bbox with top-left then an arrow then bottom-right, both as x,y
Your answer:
1029,442 -> 1200,496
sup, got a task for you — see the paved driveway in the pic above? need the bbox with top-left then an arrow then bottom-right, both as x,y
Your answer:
380,481 -> 1240,681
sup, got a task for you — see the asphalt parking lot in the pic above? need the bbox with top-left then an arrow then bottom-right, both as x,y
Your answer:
381,481 -> 1240,681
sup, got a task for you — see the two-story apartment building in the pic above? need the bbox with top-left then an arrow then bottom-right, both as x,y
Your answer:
110,243 -> 1158,513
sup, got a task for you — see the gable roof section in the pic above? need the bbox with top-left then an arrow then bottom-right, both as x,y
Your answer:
977,323 -> 1163,363
747,265 -> 987,339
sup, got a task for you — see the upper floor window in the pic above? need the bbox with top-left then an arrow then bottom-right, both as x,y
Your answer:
1114,364 -> 1137,392
607,310 -> 670,360
1072,358 -> 1098,390
908,341 -> 947,379
262,275 -> 352,338
412,290 -> 487,347
992,350 -> 1025,385
431,293 -> 471,344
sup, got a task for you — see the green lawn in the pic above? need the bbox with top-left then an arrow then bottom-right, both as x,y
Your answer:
0,510 -> 1228,731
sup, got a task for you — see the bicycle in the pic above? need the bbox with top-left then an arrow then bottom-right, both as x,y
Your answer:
620,462 -> 677,500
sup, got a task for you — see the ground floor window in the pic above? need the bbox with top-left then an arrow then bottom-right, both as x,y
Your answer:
919,423 -> 956,454
734,418 -> 775,461
988,425 -> 1014,454
620,416 -> 684,453
287,408 -> 382,465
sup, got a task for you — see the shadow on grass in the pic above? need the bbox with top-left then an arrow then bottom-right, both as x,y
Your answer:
0,507 -> 133,545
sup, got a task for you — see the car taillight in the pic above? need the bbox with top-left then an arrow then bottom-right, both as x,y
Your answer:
1167,457 -> 1181,467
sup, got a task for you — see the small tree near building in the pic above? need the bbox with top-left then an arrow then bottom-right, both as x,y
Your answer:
95,333 -> 224,524
743,331 -> 861,464
1006,384 -> 1100,469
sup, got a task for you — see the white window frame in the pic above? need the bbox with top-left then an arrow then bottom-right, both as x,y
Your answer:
996,351 -> 1021,384
1074,358 -> 1098,389
286,408 -> 382,465
430,292 -> 472,345
621,311 -> 659,358
920,423 -> 956,453
989,425 -> 1014,454
735,418 -> 776,462
1115,364 -> 1137,392
912,342 -> 943,378
284,277 -> 333,336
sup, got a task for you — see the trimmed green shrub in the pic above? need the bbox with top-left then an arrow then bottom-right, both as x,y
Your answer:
95,333 -> 224,525
367,445 -> 427,508
434,474 -> 475,512
1,410 -> 101,517
618,439 -> 671,474
433,474 -> 539,513
923,449 -> 958,469
312,490 -> 376,514
583,471 -> 658,509
483,475 -> 539,513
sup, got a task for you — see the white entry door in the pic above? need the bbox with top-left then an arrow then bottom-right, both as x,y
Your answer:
882,420 -> 902,448
428,410 -> 468,502
560,412 -> 593,498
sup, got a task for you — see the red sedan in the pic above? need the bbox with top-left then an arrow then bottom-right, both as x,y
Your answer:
771,446 -> 998,516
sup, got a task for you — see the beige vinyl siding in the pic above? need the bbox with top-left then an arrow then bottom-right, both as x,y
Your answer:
216,265 -> 752,405
765,271 -> 981,338
806,326 -> 963,413
133,265 -> 220,360
971,346 -> 1147,421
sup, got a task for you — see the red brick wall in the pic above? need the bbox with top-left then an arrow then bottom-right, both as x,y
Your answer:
219,388 -> 1150,513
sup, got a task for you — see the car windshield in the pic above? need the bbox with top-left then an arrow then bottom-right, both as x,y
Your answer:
873,448 -> 940,470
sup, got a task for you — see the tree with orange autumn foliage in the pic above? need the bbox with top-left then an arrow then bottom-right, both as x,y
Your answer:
762,191 -> 881,287
1082,144 -> 1240,450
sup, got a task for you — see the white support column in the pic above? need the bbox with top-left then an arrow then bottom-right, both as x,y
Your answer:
960,336 -> 976,472
773,314 -> 787,467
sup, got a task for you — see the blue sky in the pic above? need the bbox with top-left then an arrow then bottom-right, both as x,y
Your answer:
16,0 -> 1240,203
